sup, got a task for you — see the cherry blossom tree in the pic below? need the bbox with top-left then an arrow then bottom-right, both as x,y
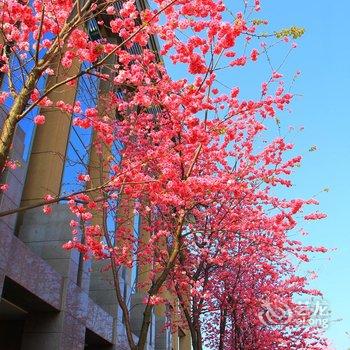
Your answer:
0,0 -> 328,349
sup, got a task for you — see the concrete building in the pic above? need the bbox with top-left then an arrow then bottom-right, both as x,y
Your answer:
0,1 -> 191,349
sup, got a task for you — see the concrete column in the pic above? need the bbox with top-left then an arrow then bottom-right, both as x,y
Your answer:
89,260 -> 120,318
89,262 -> 134,349
15,50 -> 85,350
157,299 -> 180,350
20,56 -> 81,205
87,53 -> 138,349
88,179 -> 135,348
136,211 -> 152,290
0,116 -> 27,232
88,50 -> 117,311
130,292 -> 155,349
178,329 -> 192,350
154,304 -> 170,350
130,209 -> 156,348
176,286 -> 192,350
18,205 -> 80,282
88,127 -> 121,318
172,330 -> 179,350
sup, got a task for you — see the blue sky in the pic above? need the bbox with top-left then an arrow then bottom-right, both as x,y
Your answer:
261,1 -> 350,349
230,1 -> 350,348
246,1 -> 350,348
164,0 -> 349,348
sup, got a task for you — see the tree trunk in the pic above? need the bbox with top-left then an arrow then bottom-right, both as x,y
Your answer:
218,308 -> 227,350
136,212 -> 185,349
0,69 -> 41,172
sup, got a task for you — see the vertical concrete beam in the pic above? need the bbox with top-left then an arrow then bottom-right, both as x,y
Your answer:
88,144 -> 136,345
89,260 -> 120,318
136,211 -> 152,291
154,303 -> 167,349
176,284 -> 192,350
14,72 -> 85,344
87,54 -> 137,349
20,57 -> 81,205
0,118 -> 27,232
130,210 -> 158,348
18,205 -> 80,282
172,330 -> 179,350
130,292 -> 155,348
154,314 -> 170,350
88,125 -> 122,318
88,50 -> 116,309
179,328 -> 191,350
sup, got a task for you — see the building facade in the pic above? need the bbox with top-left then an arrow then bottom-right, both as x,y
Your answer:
0,1 -> 191,349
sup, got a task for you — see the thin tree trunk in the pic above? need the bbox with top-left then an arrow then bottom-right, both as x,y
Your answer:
136,212 -> 185,349
218,308 -> 228,350
0,68 -> 41,171
175,283 -> 199,350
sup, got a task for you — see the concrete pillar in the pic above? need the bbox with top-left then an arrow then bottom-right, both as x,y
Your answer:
130,292 -> 155,349
172,330 -> 179,350
129,209 -> 156,348
14,49 -> 87,350
176,287 -> 192,350
136,209 -> 153,290
20,56 -> 80,205
18,205 -> 80,282
154,303 -> 171,350
88,176 -> 135,347
0,116 -> 27,232
88,125 -> 121,320
17,206 -> 87,349
87,53 -> 138,349
178,329 -> 192,350
89,262 -> 136,349
88,48 -> 116,305
89,260 -> 120,317
155,298 -> 192,350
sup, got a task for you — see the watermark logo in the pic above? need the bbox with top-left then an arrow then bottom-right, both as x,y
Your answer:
258,299 -> 331,328
258,301 -> 293,326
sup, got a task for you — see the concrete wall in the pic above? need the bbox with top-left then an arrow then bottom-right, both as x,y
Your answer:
0,111 -> 27,233
0,214 -> 116,350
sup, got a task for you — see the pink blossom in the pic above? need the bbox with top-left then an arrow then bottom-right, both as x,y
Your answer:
34,115 -> 45,125
43,205 -> 52,215
0,184 -> 9,192
272,71 -> 283,79
44,194 -> 54,201
250,48 -> 259,61
106,6 -> 115,15
304,213 -> 327,220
